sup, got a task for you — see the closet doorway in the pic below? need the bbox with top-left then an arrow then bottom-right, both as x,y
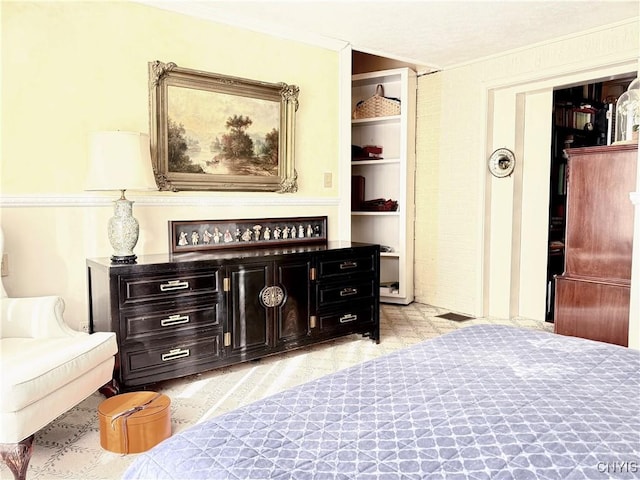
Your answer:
545,75 -> 636,322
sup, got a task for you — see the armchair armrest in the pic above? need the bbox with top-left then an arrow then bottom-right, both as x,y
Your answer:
0,296 -> 82,339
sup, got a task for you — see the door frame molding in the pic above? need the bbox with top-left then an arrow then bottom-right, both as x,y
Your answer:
482,58 -> 638,320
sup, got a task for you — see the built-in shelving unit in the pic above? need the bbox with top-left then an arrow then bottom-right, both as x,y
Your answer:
351,67 -> 416,305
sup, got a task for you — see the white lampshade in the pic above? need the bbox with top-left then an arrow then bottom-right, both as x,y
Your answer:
86,131 -> 157,191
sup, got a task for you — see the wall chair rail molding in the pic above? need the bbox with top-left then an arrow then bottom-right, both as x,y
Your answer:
0,194 -> 339,208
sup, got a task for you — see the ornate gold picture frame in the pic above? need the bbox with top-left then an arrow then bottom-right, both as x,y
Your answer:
149,61 -> 299,192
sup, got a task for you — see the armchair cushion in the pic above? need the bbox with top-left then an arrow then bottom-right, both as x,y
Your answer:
0,332 -> 117,414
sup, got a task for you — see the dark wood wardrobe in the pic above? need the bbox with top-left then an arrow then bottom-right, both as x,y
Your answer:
554,143 -> 637,347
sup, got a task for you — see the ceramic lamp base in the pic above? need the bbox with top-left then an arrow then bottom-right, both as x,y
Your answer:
108,194 -> 140,264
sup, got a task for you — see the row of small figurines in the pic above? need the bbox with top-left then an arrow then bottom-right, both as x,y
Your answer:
178,224 -> 321,246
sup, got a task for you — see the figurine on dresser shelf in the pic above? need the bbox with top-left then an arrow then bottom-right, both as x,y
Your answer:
213,227 -> 222,244
253,225 -> 262,241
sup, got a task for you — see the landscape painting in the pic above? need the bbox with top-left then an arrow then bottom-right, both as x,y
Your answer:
149,61 -> 299,192
167,86 -> 279,176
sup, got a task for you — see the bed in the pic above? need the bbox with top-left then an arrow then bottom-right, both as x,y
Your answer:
123,325 -> 640,479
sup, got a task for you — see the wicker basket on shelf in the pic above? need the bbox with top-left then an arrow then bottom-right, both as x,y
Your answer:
352,85 -> 401,119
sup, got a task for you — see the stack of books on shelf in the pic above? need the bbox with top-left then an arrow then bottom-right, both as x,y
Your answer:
554,103 -> 597,130
352,144 -> 383,161
359,198 -> 398,212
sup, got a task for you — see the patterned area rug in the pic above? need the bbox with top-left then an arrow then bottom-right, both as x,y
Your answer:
5,303 -> 552,480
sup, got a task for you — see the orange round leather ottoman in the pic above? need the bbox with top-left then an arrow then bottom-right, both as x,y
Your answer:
98,391 -> 171,454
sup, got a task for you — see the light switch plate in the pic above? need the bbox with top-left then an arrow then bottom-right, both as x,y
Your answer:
323,172 -> 332,188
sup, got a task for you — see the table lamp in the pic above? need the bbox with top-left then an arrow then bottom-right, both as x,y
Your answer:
86,131 -> 158,264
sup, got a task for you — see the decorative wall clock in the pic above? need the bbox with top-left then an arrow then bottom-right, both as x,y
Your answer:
488,148 -> 516,178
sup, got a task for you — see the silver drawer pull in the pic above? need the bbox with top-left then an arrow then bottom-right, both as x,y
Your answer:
339,261 -> 358,270
340,287 -> 358,297
160,280 -> 189,292
160,314 -> 190,327
340,313 -> 358,323
161,348 -> 190,362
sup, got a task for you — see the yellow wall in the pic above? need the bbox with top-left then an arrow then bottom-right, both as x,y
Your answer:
0,1 -> 341,329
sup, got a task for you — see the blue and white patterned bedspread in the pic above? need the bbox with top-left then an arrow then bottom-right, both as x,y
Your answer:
123,325 -> 640,479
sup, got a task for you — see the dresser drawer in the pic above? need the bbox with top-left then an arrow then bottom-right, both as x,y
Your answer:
121,303 -> 222,343
317,279 -> 375,307
318,303 -> 375,334
118,269 -> 220,306
316,251 -> 375,279
122,335 -> 222,379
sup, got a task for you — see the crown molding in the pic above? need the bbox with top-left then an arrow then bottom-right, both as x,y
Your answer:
0,193 -> 340,208
137,1 -> 349,52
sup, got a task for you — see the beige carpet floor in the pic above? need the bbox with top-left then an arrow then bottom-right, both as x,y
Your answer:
3,303 -> 553,480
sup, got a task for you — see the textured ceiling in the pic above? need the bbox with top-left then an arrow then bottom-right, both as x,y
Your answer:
141,1 -> 639,71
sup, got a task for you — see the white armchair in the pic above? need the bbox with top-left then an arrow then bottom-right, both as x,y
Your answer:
0,230 -> 118,480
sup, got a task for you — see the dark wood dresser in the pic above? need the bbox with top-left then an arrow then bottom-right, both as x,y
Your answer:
87,241 -> 380,392
554,144 -> 637,346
